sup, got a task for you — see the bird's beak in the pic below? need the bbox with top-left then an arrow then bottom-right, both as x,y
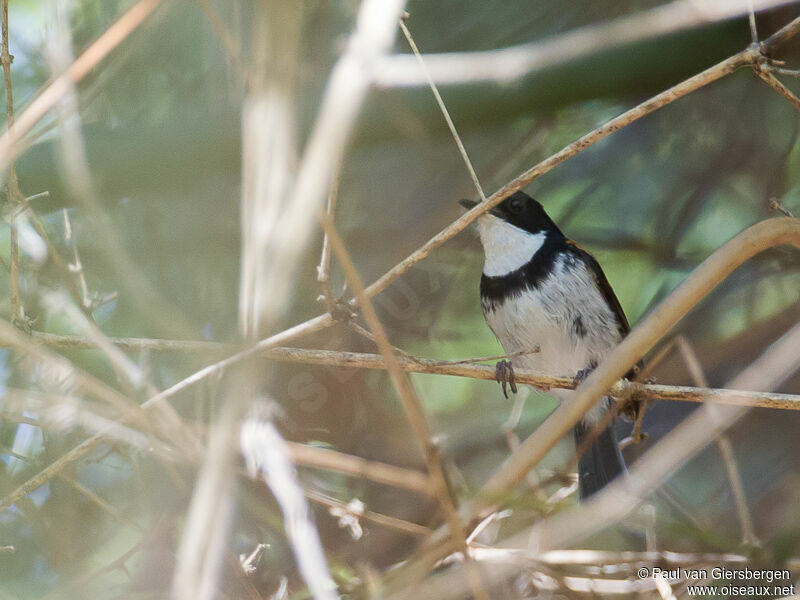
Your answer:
458,199 -> 478,210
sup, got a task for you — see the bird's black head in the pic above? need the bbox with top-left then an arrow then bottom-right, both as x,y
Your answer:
459,191 -> 561,236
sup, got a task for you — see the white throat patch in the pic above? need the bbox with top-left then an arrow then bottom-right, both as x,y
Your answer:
477,214 -> 546,277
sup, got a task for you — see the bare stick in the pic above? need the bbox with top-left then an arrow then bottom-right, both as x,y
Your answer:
1,0 -> 22,322
748,0 -> 759,43
399,20 -> 486,201
9,334 -> 800,411
321,215 -> 489,600
0,0 -> 165,170
306,490 -> 431,538
287,441 -> 433,496
754,68 -> 800,112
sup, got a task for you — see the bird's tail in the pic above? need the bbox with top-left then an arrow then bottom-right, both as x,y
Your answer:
573,417 -> 626,499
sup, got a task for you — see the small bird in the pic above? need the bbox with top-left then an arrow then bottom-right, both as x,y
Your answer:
460,191 -> 638,498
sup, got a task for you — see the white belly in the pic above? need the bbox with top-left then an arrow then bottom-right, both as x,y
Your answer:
484,286 -> 590,376
482,257 -> 623,422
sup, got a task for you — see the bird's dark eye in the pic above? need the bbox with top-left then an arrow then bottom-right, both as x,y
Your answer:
509,198 -> 523,213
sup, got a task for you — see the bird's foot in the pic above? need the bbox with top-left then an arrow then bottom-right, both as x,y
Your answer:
495,359 -> 517,399
573,366 -> 594,387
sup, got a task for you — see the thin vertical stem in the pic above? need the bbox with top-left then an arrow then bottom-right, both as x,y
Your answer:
1,0 -> 21,322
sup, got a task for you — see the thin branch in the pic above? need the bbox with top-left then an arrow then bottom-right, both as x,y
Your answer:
320,214 -> 489,600
306,490 -> 432,538
2,0 -> 22,323
754,67 -> 800,112
748,0 -> 759,43
9,334 -> 800,411
399,19 -> 485,202
287,441 -> 433,496
0,0 -> 166,170
675,336 -> 758,546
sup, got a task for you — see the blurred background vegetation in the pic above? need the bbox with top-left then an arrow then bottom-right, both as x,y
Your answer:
1,0 -> 800,598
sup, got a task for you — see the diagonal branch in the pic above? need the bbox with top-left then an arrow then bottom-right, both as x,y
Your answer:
320,213 -> 489,600
754,67 -> 800,111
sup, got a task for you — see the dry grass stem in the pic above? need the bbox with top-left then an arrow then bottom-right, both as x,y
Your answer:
306,490 -> 432,538
399,20 -> 486,201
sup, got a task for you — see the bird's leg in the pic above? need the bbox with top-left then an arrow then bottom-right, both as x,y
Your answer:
573,365 -> 595,387
495,359 -> 517,399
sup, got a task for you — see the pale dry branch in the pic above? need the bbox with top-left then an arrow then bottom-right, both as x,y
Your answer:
7,335 -> 800,411
748,0 -> 760,44
374,0 -> 793,87
0,0 -> 165,170
674,336 -> 758,547
321,213 -> 490,600
754,67 -> 800,112
306,490 -> 432,538
316,167 -> 341,309
240,412 -> 337,600
287,441 -> 434,496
